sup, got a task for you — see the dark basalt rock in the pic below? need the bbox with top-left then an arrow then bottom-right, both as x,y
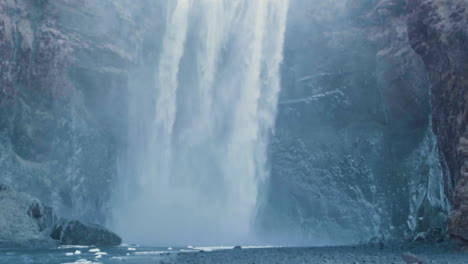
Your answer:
51,219 -> 122,246
27,200 -> 57,232
407,0 -> 468,245
0,184 -> 11,192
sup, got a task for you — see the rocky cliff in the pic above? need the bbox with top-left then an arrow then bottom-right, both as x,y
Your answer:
407,0 -> 468,245
0,0 -> 466,247
258,0 -> 449,244
0,0 -> 142,223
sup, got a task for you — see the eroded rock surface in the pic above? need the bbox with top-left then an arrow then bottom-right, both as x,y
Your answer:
407,0 -> 468,245
0,0 -> 136,224
0,184 -> 121,248
0,184 -> 57,248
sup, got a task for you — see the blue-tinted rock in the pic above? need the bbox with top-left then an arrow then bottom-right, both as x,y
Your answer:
52,220 -> 122,246
0,184 -> 57,248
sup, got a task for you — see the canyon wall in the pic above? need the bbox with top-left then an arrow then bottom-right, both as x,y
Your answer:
0,0 -> 466,246
258,0 -> 449,244
0,0 -> 143,223
407,0 -> 468,245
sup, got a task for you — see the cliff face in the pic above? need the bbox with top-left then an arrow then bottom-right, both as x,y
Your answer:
0,0 -> 142,223
407,0 -> 468,244
0,0 -> 464,246
259,0 -> 449,244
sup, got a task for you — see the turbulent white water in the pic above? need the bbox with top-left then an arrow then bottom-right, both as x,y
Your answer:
114,0 -> 289,246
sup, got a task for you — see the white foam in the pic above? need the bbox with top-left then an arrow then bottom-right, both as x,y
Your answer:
59,245 -> 90,249
61,259 -> 102,264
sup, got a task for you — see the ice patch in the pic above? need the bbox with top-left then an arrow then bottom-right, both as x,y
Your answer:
74,250 -> 81,255
128,247 -> 136,251
61,259 -> 102,264
59,245 -> 91,249
89,248 -> 100,252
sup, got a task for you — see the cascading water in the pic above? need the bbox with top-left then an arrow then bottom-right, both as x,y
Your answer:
113,0 -> 289,246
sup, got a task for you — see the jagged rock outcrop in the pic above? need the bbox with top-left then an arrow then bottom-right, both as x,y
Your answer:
0,184 -> 58,248
407,0 -> 468,245
0,184 -> 121,248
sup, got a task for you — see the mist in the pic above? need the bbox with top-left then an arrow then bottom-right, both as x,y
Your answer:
109,0 -> 289,246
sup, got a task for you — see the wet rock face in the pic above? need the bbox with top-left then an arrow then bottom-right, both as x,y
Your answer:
407,0 -> 468,244
27,200 -> 57,232
51,219 -> 122,246
0,184 -> 58,248
0,184 -> 121,248
260,0 -> 447,244
0,0 -> 134,224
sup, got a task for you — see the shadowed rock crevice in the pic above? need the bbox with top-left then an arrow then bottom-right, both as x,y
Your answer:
407,0 -> 468,246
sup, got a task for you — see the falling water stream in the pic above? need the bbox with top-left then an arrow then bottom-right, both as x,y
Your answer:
114,0 -> 289,246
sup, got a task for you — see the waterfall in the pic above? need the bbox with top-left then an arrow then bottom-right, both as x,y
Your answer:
113,0 -> 289,246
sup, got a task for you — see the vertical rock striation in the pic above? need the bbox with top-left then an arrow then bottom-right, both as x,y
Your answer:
407,0 -> 468,245
0,0 -> 144,224
259,0 -> 448,244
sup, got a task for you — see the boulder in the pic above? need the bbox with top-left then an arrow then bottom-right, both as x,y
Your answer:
51,219 -> 122,246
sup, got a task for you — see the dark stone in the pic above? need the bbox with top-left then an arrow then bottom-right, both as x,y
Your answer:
407,0 -> 468,246
27,200 -> 43,218
0,184 -> 11,192
49,218 -> 67,241
51,219 -> 122,246
233,246 -> 242,250
27,199 -> 57,232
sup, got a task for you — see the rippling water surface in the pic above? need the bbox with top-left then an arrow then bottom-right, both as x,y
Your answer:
1,244 -> 467,264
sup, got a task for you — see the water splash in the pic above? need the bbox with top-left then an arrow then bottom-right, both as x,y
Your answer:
114,0 -> 289,246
